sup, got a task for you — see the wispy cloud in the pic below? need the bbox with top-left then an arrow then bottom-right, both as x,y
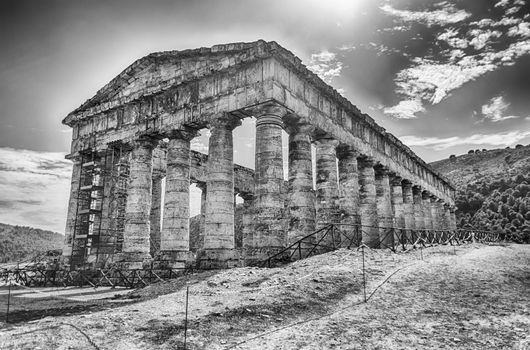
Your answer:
401,130 -> 530,150
0,147 -> 70,232
481,95 -> 519,122
382,1 -> 530,119
380,2 -> 471,27
307,50 -> 343,83
383,99 -> 425,119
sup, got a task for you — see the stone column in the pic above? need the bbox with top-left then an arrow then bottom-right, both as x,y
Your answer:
402,180 -> 415,242
315,137 -> 340,249
375,165 -> 393,248
190,181 -> 206,252
443,204 -> 451,230
62,155 -> 82,264
434,199 -> 445,231
160,130 -> 195,268
241,193 -> 255,253
449,205 -> 457,231
429,195 -> 438,232
200,114 -> 241,268
120,137 -> 157,267
358,157 -> 379,248
337,145 -> 361,247
422,191 -> 432,232
390,176 -> 405,246
412,185 -> 425,231
286,123 -> 316,249
150,171 -> 163,256
247,104 -> 286,263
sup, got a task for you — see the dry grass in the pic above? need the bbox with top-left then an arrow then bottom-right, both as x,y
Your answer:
1,243 -> 529,350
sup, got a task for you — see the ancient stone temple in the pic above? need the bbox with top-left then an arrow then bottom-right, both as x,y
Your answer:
61,40 -> 457,270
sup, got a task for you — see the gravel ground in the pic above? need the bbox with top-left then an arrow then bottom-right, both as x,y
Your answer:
1,243 -> 528,350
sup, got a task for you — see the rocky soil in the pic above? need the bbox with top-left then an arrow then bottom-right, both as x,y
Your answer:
1,243 -> 529,349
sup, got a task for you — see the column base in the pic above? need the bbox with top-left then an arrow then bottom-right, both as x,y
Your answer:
196,248 -> 241,269
112,252 -> 153,270
155,250 -> 196,269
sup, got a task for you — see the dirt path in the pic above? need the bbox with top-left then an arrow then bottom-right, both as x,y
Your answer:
1,244 -> 529,349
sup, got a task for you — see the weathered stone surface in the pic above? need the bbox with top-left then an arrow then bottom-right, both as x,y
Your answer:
62,157 -> 82,262
286,123 -> 316,246
375,166 -> 394,248
121,137 -> 157,260
247,103 -> 287,262
390,176 -> 405,244
315,137 -> 340,248
412,186 -> 425,231
149,171 -> 163,255
358,157 -> 379,248
402,180 -> 415,239
337,145 -> 361,247
203,114 -> 241,251
161,130 -> 195,254
422,191 -> 432,231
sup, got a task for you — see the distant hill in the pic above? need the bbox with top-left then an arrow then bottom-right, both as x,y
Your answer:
431,144 -> 530,242
0,223 -> 64,263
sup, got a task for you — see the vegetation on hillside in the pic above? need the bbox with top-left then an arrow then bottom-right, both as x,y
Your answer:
431,144 -> 530,243
0,223 -> 64,263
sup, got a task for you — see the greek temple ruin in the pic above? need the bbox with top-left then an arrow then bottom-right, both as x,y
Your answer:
61,40 -> 457,270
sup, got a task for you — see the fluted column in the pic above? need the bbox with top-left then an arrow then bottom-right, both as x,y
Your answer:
200,114 -> 241,268
390,176 -> 405,246
422,191 -> 432,232
62,156 -> 82,264
160,130 -> 195,267
375,165 -> 393,248
337,145 -> 360,247
247,104 -> 287,262
358,157 -> 379,248
121,137 -> 157,266
150,170 -> 163,255
286,123 -> 316,246
241,193 -> 255,252
402,180 -> 414,242
315,137 -> 340,249
412,185 -> 425,231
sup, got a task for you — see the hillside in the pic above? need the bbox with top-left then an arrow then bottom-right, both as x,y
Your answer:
0,223 -> 64,263
431,144 -> 530,242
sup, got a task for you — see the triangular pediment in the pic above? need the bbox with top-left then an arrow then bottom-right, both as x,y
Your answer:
64,40 -> 277,124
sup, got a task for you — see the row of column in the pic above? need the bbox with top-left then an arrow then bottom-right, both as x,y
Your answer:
65,102 -> 457,267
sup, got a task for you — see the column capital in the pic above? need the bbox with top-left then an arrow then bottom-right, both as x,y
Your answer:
284,121 -> 314,135
390,175 -> 403,186
210,113 -> 242,131
374,163 -> 391,177
421,190 -> 431,199
164,127 -> 198,142
357,155 -> 376,168
254,102 -> 289,128
132,135 -> 160,149
314,137 -> 340,148
336,144 -> 359,160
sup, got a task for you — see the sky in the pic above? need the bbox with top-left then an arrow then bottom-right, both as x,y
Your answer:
1,0 -> 529,232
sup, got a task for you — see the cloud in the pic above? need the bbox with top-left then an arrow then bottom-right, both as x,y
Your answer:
0,147 -> 70,232
401,130 -> 530,150
380,2 -> 471,27
307,50 -> 343,83
468,29 -> 502,50
481,96 -> 520,122
383,99 -> 425,119
508,22 -> 530,37
437,28 -> 469,48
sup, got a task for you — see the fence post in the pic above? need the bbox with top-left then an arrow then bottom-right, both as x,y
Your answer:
361,245 -> 367,303
184,285 -> 189,349
5,280 -> 12,323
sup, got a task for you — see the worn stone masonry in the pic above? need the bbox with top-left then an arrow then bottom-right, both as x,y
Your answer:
62,40 -> 457,269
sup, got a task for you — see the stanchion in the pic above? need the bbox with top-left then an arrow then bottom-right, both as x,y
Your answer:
5,279 -> 12,323
184,285 -> 189,349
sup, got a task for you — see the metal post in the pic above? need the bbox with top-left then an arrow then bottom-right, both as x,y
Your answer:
6,280 -> 12,323
184,285 -> 189,349
361,245 -> 367,303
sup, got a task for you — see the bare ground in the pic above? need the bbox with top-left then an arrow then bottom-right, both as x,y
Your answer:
1,243 -> 529,350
